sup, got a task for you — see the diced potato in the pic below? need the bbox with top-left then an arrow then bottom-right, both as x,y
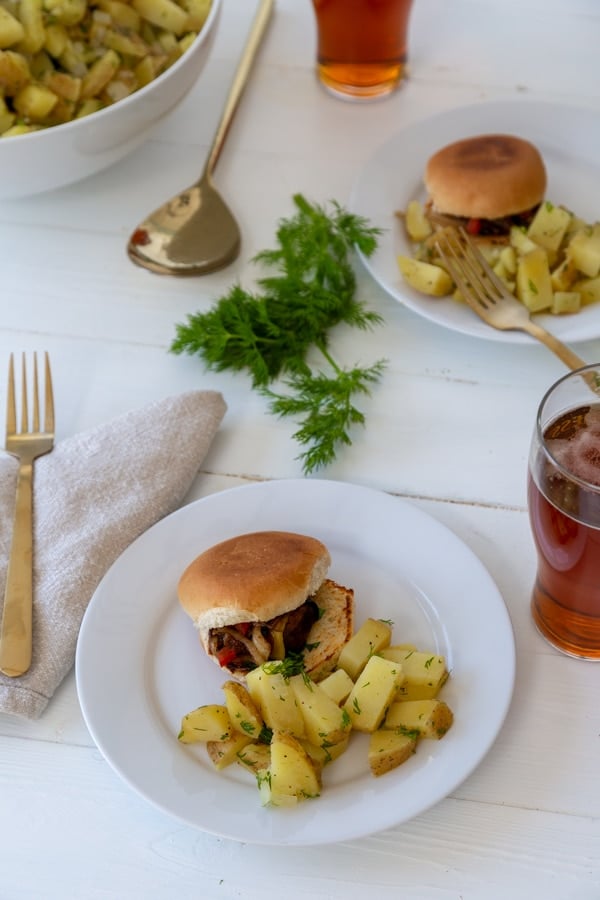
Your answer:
222,681 -> 265,740
551,291 -> 581,315
178,703 -> 232,744
18,0 -> 45,55
207,732 -> 253,770
0,95 -> 16,133
516,246 -> 553,312
510,225 -> 538,256
246,666 -> 305,738
344,655 -> 404,733
43,0 -> 87,26
379,649 -> 448,700
43,23 -> 69,59
80,49 -> 120,100
499,245 -> 517,275
318,668 -> 354,705
368,728 -> 417,777
132,0 -> 189,35
42,70 -> 81,102
181,0 -> 211,29
573,275 -> 600,306
236,741 -> 271,774
269,731 -> 321,803
0,49 -> 31,95
337,617 -> 392,680
568,224 -> 600,278
550,255 -> 579,291
97,0 -> 142,29
0,6 -> 25,48
527,202 -> 572,256
13,83 -> 58,120
405,200 -> 433,242
289,674 -> 351,747
300,734 -> 350,769
397,255 -> 453,297
384,699 -> 454,739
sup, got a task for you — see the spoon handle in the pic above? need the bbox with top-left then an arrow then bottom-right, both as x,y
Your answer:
203,0 -> 275,178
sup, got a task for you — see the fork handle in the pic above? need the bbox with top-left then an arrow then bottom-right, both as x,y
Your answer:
0,461 -> 33,677
520,320 -> 588,371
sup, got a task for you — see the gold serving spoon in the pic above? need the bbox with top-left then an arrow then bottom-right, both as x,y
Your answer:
127,0 -> 274,276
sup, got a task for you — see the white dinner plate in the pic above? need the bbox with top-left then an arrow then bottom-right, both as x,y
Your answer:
349,99 -> 600,344
76,479 -> 515,846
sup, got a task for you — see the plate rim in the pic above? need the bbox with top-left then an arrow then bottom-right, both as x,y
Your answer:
76,477 -> 516,846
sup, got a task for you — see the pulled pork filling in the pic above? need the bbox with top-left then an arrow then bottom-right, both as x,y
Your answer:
425,203 -> 539,238
207,597 -> 320,673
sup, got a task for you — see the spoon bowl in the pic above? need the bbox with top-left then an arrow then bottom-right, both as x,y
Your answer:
128,0 -> 273,276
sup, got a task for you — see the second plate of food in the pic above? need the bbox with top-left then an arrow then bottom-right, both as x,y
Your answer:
349,99 -> 600,344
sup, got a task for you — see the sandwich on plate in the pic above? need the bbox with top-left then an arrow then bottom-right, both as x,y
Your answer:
178,530 -> 354,680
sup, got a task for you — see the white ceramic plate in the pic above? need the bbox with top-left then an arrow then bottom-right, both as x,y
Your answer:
76,479 -> 515,846
349,100 -> 600,344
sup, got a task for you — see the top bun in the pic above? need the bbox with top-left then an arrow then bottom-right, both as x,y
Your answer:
424,134 -> 547,219
178,531 -> 331,644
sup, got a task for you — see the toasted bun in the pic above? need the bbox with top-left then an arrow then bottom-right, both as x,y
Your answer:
424,134 -> 547,219
178,531 -> 331,646
303,579 -> 354,681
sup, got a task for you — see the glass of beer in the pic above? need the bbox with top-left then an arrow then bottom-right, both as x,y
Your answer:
528,365 -> 600,658
311,0 -> 414,100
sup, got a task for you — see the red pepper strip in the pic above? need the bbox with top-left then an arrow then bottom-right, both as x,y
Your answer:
466,218 -> 482,235
216,646 -> 238,668
236,622 -> 251,636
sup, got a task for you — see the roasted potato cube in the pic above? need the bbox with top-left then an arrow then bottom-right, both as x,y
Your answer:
0,6 -> 25,48
207,732 -> 253,770
236,741 -> 271,774
384,699 -> 454,739
397,255 -> 453,297
178,703 -> 232,744
318,668 -> 354,705
368,728 -> 417,777
573,275 -> 600,306
516,247 -> 553,312
222,681 -> 265,740
80,49 -> 120,100
289,674 -> 351,747
510,225 -> 537,256
246,666 -> 305,738
18,0 -> 45,54
551,291 -> 581,315
337,617 -> 392,680
181,0 -> 211,29
43,0 -> 87,26
344,655 -> 404,733
384,649 -> 448,700
97,0 -> 142,29
404,200 -> 432,242
550,255 -> 579,292
568,224 -> 600,278
0,49 -> 32,95
13,82 -> 58,120
527,202 -> 571,257
132,0 -> 189,35
268,731 -> 320,803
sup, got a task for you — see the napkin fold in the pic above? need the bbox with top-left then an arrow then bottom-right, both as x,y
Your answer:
0,389 -> 226,720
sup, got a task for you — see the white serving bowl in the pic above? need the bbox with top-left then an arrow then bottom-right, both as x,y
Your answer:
0,0 -> 221,199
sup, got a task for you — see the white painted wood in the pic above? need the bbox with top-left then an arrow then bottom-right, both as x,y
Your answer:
2,0 -> 600,896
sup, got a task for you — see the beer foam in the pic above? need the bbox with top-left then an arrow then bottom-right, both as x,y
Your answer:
547,407 -> 600,487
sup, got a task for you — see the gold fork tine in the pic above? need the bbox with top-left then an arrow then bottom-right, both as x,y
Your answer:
32,353 -> 40,433
44,352 -> 54,434
6,353 -> 15,437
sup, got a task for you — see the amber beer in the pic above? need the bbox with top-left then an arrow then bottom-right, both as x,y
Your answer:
311,0 -> 414,99
528,392 -> 600,659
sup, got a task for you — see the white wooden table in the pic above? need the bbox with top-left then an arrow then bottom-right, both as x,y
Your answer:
2,1 -> 600,896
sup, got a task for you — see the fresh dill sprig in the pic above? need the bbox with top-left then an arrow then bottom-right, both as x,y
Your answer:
170,193 -> 386,473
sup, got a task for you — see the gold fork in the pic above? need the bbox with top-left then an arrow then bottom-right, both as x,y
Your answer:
435,227 -> 588,371
0,353 -> 55,677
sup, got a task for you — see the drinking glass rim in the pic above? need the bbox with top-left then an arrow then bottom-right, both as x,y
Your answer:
536,362 -> 600,493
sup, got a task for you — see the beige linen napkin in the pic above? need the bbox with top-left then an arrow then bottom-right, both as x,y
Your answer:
0,389 -> 226,720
